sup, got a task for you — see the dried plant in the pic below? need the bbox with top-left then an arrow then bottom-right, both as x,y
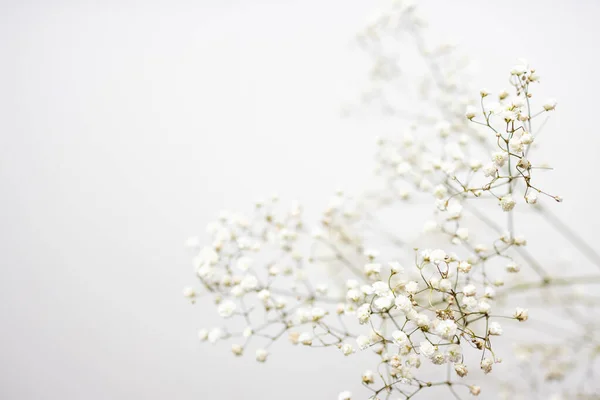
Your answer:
182,1 -> 600,399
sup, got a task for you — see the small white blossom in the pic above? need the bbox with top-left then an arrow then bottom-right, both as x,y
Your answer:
405,281 -> 419,294
198,329 -> 208,341
506,262 -> 521,273
489,322 -> 503,336
182,287 -> 196,299
357,335 -> 371,350
419,341 -> 435,358
231,344 -> 243,356
217,300 -> 237,318
338,391 -> 352,400
500,195 -> 516,212
458,261 -> 472,273
362,370 -> 375,384
514,307 -> 529,321
255,348 -> 268,362
429,249 -> 447,264
389,261 -> 404,274
543,98 -> 557,111
463,284 -> 476,296
480,358 -> 493,374
340,343 -> 354,356
435,319 -> 457,339
208,328 -> 223,344
392,330 -> 408,346
299,332 -> 313,345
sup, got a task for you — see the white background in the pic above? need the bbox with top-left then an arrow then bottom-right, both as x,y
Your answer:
1,0 -> 599,399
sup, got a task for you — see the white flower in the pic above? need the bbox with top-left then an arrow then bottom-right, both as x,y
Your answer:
198,246 -> 219,265
465,105 -> 477,120
435,319 -> 457,339
231,344 -> 243,356
338,391 -> 352,400
198,329 -> 208,341
509,137 -> 524,152
257,289 -> 270,301
433,184 -> 448,199
374,295 -> 394,311
356,335 -> 371,350
419,341 -> 435,358
446,344 -> 462,363
208,328 -> 223,343
456,228 -> 469,241
448,203 -> 463,219
341,343 -> 354,356
488,322 -> 503,336
526,192 -> 538,204
299,332 -> 313,345
364,263 -> 381,277
463,284 -> 476,296
439,279 -> 452,292
182,287 -> 196,298
514,307 -> 529,321
311,307 -> 326,321
415,313 -> 430,328
389,261 -> 404,274
521,132 -> 533,144
405,281 -> 419,294
429,249 -> 447,264
458,261 -> 472,273
470,385 -> 481,396
360,285 -> 374,296
463,296 -> 477,310
230,285 -> 244,297
492,151 -> 507,167
392,330 -> 408,346
499,195 -> 516,212
217,300 -> 236,318
543,98 -> 557,111
394,295 -> 412,313
357,304 -> 372,324
455,363 -> 468,377
506,262 -> 521,273
372,281 -> 390,296
478,301 -> 491,314
483,162 -> 497,177
346,289 -> 361,302
243,327 -> 253,337
480,358 -> 493,374
362,370 -> 375,384
255,348 -> 268,362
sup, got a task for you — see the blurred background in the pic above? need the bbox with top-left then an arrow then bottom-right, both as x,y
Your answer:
1,0 -> 599,398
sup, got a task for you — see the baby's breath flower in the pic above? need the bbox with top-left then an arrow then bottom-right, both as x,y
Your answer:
255,348 -> 268,362
217,300 -> 237,318
420,341 -> 435,358
362,370 -> 375,384
543,98 -> 557,111
499,195 -> 516,212
455,363 -> 468,377
338,391 -> 352,400
488,322 -> 503,336
341,343 -> 354,356
480,358 -> 493,374
514,307 -> 529,321
469,385 -> 481,396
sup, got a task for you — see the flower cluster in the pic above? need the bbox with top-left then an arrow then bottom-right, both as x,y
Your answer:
183,1 -> 600,399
